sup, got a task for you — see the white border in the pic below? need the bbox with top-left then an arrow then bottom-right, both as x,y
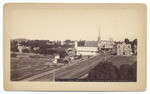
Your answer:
0,0 -> 149,94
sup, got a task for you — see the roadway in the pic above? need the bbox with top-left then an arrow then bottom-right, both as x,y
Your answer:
32,54 -> 111,81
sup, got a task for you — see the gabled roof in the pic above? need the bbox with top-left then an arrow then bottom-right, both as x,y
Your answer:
116,42 -> 124,44
116,42 -> 131,46
68,52 -> 75,57
67,48 -> 76,52
101,40 -> 109,42
84,41 -> 98,47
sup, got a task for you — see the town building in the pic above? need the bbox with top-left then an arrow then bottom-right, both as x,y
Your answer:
33,47 -> 40,51
53,54 -> 60,63
97,29 -> 114,50
75,41 -> 98,56
117,42 -> 132,56
66,48 -> 76,60
133,45 -> 137,55
74,28 -> 114,56
61,40 -> 75,46
17,43 -> 31,53
18,45 -> 23,53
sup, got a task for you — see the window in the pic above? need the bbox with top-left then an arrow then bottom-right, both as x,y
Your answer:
123,52 -> 125,55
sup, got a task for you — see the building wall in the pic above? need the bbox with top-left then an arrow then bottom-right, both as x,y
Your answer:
117,43 -> 132,56
98,40 -> 114,50
18,46 -> 23,53
76,47 -> 98,52
75,41 -> 98,56
76,51 -> 98,56
76,46 -> 98,55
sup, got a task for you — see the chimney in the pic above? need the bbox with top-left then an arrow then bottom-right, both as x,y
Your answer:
75,41 -> 78,48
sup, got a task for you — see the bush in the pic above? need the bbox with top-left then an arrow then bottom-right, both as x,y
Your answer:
88,62 -> 119,81
130,62 -> 137,81
119,64 -> 131,80
119,62 -> 137,81
77,54 -> 82,59
22,49 -> 30,53
11,70 -> 20,81
11,53 -> 17,57
59,50 -> 68,58
88,61 -> 137,82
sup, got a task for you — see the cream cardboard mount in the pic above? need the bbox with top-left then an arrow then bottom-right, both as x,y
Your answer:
3,3 -> 147,91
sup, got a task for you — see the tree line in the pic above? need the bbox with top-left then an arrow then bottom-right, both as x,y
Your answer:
88,61 -> 137,82
124,38 -> 137,53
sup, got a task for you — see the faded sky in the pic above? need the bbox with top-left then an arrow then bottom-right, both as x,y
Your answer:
8,4 -> 138,41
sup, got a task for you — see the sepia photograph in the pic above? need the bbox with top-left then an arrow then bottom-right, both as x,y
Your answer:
10,30 -> 137,82
3,3 -> 146,91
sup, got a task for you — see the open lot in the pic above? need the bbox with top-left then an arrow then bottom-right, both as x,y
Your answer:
11,53 -> 64,81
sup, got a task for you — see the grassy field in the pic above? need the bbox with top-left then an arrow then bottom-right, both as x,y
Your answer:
109,55 -> 137,68
11,53 -> 64,81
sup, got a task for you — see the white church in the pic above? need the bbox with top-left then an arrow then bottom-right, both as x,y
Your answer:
75,29 -> 114,56
75,41 -> 98,55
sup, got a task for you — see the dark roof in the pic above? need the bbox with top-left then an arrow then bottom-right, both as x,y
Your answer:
116,42 -> 124,44
67,48 -> 76,51
84,41 -> 98,47
101,40 -> 109,42
126,42 -> 131,44
116,42 -> 132,45
68,52 -> 75,57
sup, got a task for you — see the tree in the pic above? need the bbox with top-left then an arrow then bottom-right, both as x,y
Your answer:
78,41 -> 85,46
119,62 -> 137,81
22,49 -> 30,53
11,53 -> 17,57
11,40 -> 18,52
88,62 -> 119,81
59,50 -> 68,58
132,39 -> 137,46
124,38 -> 130,44
64,40 -> 71,44
20,41 -> 27,46
130,39 -> 137,53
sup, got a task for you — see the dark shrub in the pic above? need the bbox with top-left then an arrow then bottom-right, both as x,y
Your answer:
119,64 -> 131,80
119,62 -> 137,81
11,70 -> 20,81
88,62 -> 119,81
11,53 -> 17,57
22,49 -> 29,53
59,50 -> 68,58
77,54 -> 82,59
130,62 -> 137,81
57,58 -> 64,63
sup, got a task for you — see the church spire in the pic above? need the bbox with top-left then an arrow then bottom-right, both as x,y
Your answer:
98,27 -> 101,43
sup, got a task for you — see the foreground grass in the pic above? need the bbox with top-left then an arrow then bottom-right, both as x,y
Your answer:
109,55 -> 137,68
11,53 -> 64,81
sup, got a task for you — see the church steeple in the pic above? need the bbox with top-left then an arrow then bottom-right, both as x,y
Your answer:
97,27 -> 101,50
98,27 -> 101,43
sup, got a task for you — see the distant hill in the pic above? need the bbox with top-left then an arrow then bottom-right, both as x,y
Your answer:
13,38 -> 28,42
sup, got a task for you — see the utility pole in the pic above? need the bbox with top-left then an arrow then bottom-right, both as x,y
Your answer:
53,72 -> 55,82
102,48 -> 109,62
104,51 -> 107,62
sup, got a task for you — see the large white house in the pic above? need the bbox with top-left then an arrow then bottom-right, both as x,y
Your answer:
17,43 -> 31,53
117,42 -> 132,56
